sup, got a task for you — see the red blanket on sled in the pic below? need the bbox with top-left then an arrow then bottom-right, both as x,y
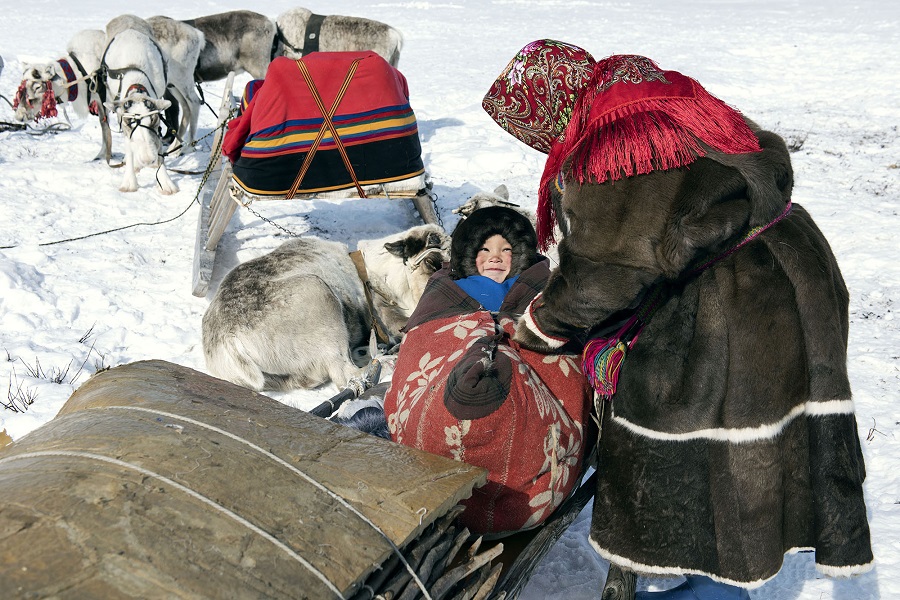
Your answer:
222,53 -> 425,195
384,262 -> 592,536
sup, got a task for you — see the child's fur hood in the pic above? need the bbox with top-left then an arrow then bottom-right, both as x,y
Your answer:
450,206 -> 539,279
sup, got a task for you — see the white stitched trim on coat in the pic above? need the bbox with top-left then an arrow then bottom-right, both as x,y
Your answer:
611,399 -> 856,444
588,538 -> 772,589
816,559 -> 875,578
519,296 -> 566,349
590,538 -> 874,588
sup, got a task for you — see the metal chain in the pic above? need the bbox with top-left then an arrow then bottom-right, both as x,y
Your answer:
430,189 -> 444,228
191,107 -> 238,203
242,203 -> 304,238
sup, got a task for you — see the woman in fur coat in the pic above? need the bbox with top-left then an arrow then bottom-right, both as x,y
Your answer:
384,207 -> 593,537
484,45 -> 873,596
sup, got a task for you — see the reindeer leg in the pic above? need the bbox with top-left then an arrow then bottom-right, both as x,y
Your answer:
95,110 -> 113,163
155,162 -> 179,195
117,136 -> 140,192
602,564 -> 637,600
164,84 -> 193,156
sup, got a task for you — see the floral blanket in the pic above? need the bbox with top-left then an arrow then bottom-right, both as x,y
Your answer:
384,261 -> 592,536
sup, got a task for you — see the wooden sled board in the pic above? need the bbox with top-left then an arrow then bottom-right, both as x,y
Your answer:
191,165 -> 441,298
0,360 -> 486,599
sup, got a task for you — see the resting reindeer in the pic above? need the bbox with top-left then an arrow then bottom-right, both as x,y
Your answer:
202,224 -> 449,392
102,22 -> 179,194
13,29 -> 111,159
275,7 -> 403,67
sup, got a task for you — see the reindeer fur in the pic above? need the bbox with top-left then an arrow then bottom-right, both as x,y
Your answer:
275,7 -> 403,67
182,10 -> 277,81
202,225 -> 448,392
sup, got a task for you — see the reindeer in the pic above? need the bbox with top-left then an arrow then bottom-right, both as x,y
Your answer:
12,29 -> 111,160
275,7 -> 404,67
101,24 -> 178,194
202,225 -> 449,392
143,16 -> 204,155
181,10 -> 278,81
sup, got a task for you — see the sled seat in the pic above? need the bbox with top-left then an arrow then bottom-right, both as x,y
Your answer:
192,53 -> 440,297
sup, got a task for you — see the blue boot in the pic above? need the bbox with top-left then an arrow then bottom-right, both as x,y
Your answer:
635,575 -> 750,600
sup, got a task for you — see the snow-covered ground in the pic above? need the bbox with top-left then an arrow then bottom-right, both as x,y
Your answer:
1,1 -> 897,598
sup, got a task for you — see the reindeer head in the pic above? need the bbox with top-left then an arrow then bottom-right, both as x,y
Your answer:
13,64 -> 60,122
105,85 -> 171,170
360,224 -> 451,336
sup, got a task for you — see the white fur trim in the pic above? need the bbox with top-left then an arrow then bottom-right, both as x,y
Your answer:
519,296 -> 566,349
805,398 -> 856,416
816,559 -> 875,578
611,398 -> 856,444
589,538 -> 772,589
591,538 -> 874,588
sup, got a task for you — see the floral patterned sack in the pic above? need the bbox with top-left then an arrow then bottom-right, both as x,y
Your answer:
384,263 -> 591,536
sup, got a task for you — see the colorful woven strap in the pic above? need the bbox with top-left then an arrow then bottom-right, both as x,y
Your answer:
56,58 -> 78,102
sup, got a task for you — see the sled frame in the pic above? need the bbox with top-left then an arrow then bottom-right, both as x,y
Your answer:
192,73 -> 441,298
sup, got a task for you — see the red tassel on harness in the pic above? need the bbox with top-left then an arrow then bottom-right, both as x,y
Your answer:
12,80 -> 29,111
536,54 -> 762,251
39,82 -> 58,119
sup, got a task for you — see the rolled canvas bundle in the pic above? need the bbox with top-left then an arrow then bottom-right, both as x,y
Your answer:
0,360 -> 495,599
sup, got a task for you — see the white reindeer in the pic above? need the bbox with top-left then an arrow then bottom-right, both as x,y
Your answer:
13,30 -> 111,159
202,224 -> 449,392
102,25 -> 178,194
145,15 -> 204,154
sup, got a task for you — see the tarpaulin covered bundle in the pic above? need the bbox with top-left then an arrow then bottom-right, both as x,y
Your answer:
0,360 -> 487,599
222,52 -> 425,195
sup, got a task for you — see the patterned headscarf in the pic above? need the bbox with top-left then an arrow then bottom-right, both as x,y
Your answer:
482,39 -> 596,154
533,54 -> 762,249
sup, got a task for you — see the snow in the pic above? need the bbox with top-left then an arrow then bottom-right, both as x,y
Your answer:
1,1 -> 897,598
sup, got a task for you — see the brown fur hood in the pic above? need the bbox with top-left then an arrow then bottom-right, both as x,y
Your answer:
450,206 -> 540,279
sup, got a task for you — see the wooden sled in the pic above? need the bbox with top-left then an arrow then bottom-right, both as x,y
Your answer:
192,63 -> 442,298
0,360 -> 596,599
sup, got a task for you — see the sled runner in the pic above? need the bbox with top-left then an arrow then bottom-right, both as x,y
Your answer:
0,360 -> 596,599
192,53 -> 440,297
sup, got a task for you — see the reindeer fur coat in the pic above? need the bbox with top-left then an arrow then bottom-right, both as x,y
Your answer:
514,126 -> 873,586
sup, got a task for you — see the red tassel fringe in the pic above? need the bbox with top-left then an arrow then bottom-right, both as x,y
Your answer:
40,84 -> 58,119
536,57 -> 762,251
12,80 -> 28,111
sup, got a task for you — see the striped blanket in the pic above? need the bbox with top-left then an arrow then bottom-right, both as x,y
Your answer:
222,53 -> 425,195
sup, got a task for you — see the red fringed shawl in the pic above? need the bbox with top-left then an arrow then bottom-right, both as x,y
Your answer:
536,55 -> 762,249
